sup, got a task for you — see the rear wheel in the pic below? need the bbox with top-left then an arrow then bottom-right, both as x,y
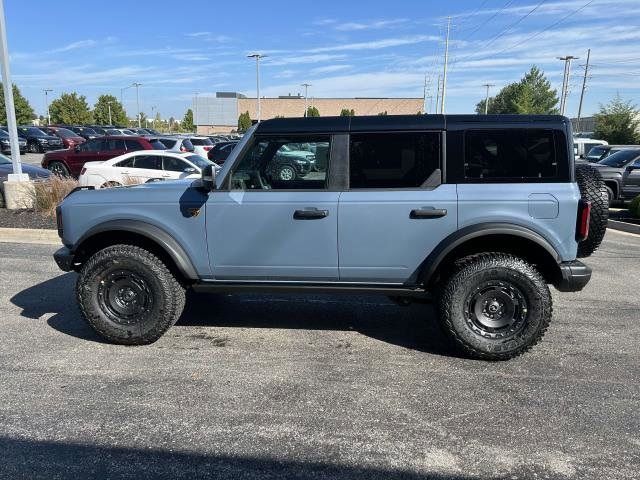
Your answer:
438,253 -> 552,360
76,245 -> 186,345
48,161 -> 70,177
278,165 -> 296,181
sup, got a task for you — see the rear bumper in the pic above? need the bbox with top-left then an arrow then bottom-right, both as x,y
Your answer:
556,260 -> 592,292
53,246 -> 75,272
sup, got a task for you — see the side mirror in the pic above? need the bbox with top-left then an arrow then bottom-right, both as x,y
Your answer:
201,164 -> 216,191
74,145 -> 80,153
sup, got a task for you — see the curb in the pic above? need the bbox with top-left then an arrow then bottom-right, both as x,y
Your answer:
607,220 -> 640,236
0,227 -> 60,245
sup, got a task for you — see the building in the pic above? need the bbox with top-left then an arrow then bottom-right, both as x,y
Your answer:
193,92 -> 424,134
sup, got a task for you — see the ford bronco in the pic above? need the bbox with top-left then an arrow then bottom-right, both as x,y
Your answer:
54,115 -> 608,360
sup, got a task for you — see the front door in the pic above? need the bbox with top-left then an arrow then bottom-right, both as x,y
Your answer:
206,134 -> 339,280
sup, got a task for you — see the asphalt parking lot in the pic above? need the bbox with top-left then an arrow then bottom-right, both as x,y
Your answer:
19,153 -> 43,167
0,231 -> 639,479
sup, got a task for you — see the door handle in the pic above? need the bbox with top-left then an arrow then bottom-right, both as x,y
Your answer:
410,207 -> 448,219
293,208 -> 329,220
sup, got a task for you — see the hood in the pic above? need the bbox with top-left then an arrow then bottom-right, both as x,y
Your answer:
0,163 -> 50,180
592,165 -> 624,177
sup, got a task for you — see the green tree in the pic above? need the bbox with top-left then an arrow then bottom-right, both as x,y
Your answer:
93,94 -> 127,126
377,111 -> 388,116
594,95 -> 640,144
306,106 -> 320,117
340,108 -> 355,116
237,111 -> 252,132
475,66 -> 559,114
181,108 -> 194,132
49,92 -> 93,124
0,83 -> 35,124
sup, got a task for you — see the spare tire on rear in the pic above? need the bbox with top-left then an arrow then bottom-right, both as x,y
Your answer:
575,164 -> 609,258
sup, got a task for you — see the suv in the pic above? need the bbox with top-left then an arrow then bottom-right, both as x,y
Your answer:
42,136 -> 166,177
53,115 -> 608,360
17,126 -> 63,152
592,148 -> 640,201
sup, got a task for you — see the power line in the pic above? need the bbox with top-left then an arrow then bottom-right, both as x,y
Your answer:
458,0 -> 517,42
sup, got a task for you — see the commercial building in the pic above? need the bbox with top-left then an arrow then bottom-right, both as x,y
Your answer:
193,92 -> 424,134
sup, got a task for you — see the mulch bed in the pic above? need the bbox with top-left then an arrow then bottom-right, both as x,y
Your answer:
0,208 -> 57,230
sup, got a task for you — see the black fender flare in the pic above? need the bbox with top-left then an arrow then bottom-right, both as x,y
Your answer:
74,220 -> 199,280
415,222 -> 562,285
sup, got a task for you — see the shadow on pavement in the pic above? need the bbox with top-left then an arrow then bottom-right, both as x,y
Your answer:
11,274 -> 458,357
0,435 -> 482,480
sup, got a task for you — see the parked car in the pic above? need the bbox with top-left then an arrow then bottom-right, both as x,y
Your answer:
88,126 -> 112,136
144,128 -> 162,136
0,129 -> 27,154
42,136 -> 166,177
591,149 -> 640,202
40,127 -> 86,149
573,137 -> 607,160
584,144 -> 640,163
105,128 -> 136,136
184,136 -> 214,157
53,115 -> 608,359
78,150 -> 213,188
207,141 -> 238,164
0,153 -> 50,207
16,126 -> 63,153
157,136 -> 195,153
65,126 -> 102,140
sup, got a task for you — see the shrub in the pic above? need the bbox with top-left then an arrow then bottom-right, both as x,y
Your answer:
28,176 -> 79,216
630,195 -> 640,218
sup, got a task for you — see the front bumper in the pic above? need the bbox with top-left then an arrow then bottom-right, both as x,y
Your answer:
556,260 -> 592,292
53,246 -> 75,272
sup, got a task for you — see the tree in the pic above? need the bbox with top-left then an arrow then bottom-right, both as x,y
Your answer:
93,94 -> 127,126
475,66 -> 559,115
594,95 -> 640,144
49,92 -> 93,124
306,106 -> 320,117
340,108 -> 355,116
0,83 -> 35,124
377,111 -> 388,116
237,111 -> 252,132
181,108 -> 194,132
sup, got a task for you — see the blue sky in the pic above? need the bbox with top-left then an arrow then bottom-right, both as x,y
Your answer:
5,0 -> 640,120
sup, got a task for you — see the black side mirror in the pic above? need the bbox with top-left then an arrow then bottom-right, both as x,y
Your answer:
201,164 -> 216,191
74,145 -> 81,153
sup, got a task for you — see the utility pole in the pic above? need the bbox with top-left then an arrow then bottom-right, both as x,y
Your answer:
43,89 -> 52,125
247,53 -> 266,122
193,92 -> 199,133
558,55 -> 578,116
107,101 -> 112,125
482,84 -> 495,114
576,49 -> 591,133
435,74 -> 441,114
132,82 -> 142,127
301,83 -> 311,117
440,16 -> 451,114
0,0 -> 23,178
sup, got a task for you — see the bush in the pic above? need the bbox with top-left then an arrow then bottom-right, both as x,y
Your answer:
28,176 -> 78,216
630,195 -> 640,218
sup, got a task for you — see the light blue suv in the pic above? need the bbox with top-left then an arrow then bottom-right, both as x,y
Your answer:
54,115 -> 608,360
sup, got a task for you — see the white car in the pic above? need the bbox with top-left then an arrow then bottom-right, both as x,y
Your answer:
183,136 -> 214,157
78,150 -> 213,189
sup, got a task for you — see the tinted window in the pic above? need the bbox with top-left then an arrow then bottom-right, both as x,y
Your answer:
125,139 -> 144,151
149,140 -> 167,150
163,156 -> 189,172
598,150 -> 640,168
25,127 -> 46,137
586,146 -> 607,159
349,132 -> 440,189
133,155 -> 162,170
79,139 -> 103,152
105,139 -> 125,151
54,128 -> 77,138
158,139 -> 176,148
190,138 -> 213,146
231,136 -> 329,190
465,129 -> 558,180
115,157 -> 134,168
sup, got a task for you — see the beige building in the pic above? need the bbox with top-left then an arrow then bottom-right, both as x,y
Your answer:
194,92 -> 424,134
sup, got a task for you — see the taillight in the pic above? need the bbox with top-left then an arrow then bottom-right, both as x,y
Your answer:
576,199 -> 591,242
80,167 -> 86,175
204,146 -> 212,151
180,146 -> 186,152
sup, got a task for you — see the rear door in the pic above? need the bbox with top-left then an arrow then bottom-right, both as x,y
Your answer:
622,158 -> 640,198
338,130 -> 458,283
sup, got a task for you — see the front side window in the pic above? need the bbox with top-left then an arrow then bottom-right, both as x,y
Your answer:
465,129 -> 559,180
230,136 -> 329,190
349,132 -> 440,189
163,156 -> 189,172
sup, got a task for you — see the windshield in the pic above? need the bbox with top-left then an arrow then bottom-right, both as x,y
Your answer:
78,127 -> 97,135
122,129 -> 135,135
598,150 -> 640,168
54,128 -> 78,138
586,146 -> 607,159
190,137 -> 213,146
26,127 -> 47,137
185,154 -> 213,169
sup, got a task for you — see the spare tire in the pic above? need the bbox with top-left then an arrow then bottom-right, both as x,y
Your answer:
575,164 -> 609,258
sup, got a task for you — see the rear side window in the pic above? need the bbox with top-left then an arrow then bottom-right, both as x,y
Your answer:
349,132 -> 441,189
159,139 -> 176,149
105,139 -> 125,151
465,129 -> 559,180
133,155 -> 162,170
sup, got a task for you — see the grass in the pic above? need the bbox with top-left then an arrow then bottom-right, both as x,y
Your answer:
27,176 -> 79,217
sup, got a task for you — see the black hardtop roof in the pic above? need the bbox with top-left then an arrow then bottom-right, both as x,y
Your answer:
255,114 -> 570,134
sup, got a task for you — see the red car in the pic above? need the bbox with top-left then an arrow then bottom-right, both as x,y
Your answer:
42,136 -> 166,177
41,126 -> 86,149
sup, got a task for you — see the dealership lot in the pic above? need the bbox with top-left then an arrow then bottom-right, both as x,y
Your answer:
0,231 -> 638,479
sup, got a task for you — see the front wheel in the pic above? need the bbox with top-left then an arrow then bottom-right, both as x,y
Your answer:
28,142 -> 39,153
438,253 -> 552,360
278,164 -> 297,181
76,245 -> 186,345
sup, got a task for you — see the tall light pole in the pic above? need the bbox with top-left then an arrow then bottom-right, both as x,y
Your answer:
0,0 -> 23,178
576,49 -> 591,133
107,101 -> 113,125
247,53 -> 266,122
482,84 -> 495,114
193,92 -> 199,133
440,16 -> 451,114
43,89 -> 52,125
151,105 -> 156,129
558,55 -> 578,116
301,83 -> 311,117
132,82 -> 142,127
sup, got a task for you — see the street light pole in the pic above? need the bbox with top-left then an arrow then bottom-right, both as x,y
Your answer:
301,83 -> 311,117
194,92 -> 199,133
43,89 -> 52,125
151,105 -> 156,129
482,84 -> 495,114
107,101 -> 113,125
0,0 -> 23,178
132,82 -> 142,127
247,53 -> 266,122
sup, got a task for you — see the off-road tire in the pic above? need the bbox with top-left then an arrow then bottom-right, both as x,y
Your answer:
575,164 -> 608,258
76,245 -> 186,345
48,161 -> 70,177
438,253 -> 552,361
